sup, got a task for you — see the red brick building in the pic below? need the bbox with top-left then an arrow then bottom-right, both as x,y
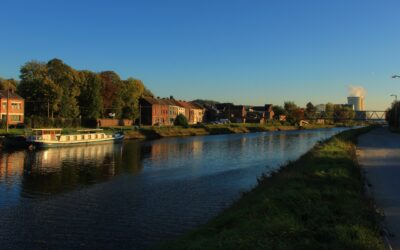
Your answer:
139,97 -> 205,126
139,97 -> 170,126
0,91 -> 24,125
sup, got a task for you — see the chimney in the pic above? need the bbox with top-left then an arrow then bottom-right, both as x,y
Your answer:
170,95 -> 174,100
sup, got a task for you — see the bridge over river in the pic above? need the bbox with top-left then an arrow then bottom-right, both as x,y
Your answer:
0,127 -> 349,249
307,110 -> 386,122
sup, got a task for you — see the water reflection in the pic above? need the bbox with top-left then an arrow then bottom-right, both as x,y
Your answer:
0,143 -> 145,204
0,151 -> 25,206
0,129 -> 341,203
0,128 -> 349,249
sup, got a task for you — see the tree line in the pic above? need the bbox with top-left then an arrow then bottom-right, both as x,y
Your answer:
2,58 -> 154,121
273,101 -> 355,123
193,99 -> 356,124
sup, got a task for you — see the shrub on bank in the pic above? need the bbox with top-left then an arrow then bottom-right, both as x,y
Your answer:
174,114 -> 189,128
386,101 -> 400,128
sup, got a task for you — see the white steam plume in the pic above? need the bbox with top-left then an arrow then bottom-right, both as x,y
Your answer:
348,85 -> 366,97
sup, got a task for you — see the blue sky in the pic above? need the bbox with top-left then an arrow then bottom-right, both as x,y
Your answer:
1,0 -> 400,110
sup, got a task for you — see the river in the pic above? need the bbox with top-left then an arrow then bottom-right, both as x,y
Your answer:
0,128 -> 348,249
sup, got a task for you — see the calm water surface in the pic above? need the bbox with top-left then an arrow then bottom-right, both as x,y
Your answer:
0,128 -> 348,249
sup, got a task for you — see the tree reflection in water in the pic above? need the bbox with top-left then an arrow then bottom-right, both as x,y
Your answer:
7,142 -> 143,196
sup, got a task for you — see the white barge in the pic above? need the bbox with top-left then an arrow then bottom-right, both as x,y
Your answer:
27,128 -> 124,148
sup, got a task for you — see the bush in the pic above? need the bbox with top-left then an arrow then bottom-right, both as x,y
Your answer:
26,116 -> 82,128
386,101 -> 400,128
174,114 -> 189,127
24,117 -> 31,128
82,118 -> 98,128
16,123 -> 26,129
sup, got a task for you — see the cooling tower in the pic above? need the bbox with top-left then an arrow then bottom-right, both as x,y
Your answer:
347,96 -> 365,111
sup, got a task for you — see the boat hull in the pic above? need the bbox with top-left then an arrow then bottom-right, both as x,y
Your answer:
28,135 -> 124,148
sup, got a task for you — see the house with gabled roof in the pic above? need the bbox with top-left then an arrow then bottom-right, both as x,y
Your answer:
0,90 -> 24,125
139,97 -> 169,126
177,101 -> 204,124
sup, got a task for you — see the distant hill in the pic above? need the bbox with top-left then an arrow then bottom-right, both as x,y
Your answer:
192,99 -> 220,106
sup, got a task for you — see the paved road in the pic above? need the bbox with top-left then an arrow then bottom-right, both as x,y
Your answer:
358,127 -> 400,249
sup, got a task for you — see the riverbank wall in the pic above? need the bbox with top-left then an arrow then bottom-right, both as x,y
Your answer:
158,126 -> 385,249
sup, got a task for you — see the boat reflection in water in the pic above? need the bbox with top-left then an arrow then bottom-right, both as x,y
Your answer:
0,142 -> 144,202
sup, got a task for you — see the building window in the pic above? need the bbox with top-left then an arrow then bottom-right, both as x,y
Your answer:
11,103 -> 21,110
2,102 -> 6,110
11,115 -> 21,122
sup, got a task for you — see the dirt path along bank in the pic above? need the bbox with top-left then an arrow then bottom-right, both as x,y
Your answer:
358,126 -> 400,249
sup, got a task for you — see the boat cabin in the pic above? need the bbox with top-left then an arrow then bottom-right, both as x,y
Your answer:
31,128 -> 62,141
30,128 -> 113,142
58,129 -> 112,142
27,128 -> 123,148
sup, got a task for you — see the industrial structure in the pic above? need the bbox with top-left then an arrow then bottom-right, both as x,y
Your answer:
347,96 -> 365,111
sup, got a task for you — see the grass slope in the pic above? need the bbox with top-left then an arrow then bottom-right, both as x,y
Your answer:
158,127 -> 384,250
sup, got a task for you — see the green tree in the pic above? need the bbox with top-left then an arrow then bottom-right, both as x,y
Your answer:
174,114 -> 188,127
18,61 -> 62,117
99,71 -> 122,118
143,87 -> 154,97
334,105 -> 355,122
78,71 -> 103,119
386,102 -> 400,128
284,101 -> 298,113
305,102 -> 316,119
272,105 -> 286,119
325,103 -> 334,119
284,101 -> 302,124
0,78 -> 18,91
47,59 -> 81,118
120,78 -> 145,119
18,58 -> 154,122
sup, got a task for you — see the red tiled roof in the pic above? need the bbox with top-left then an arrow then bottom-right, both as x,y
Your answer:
0,91 -> 23,100
177,101 -> 202,110
141,97 -> 187,107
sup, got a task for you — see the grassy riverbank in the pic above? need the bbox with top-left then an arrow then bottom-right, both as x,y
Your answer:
0,123 -> 358,140
122,123 -> 339,139
158,127 -> 384,250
